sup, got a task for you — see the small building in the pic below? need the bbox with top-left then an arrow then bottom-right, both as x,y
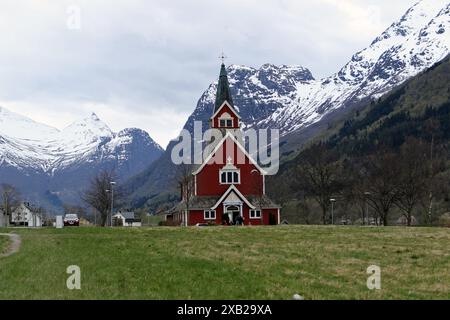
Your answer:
11,202 -> 43,227
113,211 -> 142,227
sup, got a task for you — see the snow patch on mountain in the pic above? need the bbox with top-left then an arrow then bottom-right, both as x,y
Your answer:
0,107 -> 163,173
0,106 -> 59,141
193,0 -> 449,137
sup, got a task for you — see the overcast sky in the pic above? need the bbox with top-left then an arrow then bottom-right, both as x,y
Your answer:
0,0 -> 416,148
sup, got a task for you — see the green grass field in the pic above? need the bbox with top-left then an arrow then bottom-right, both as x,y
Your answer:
0,235 -> 7,254
0,226 -> 449,300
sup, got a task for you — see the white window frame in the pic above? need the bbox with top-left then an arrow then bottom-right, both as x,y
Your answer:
250,210 -> 262,219
219,170 -> 240,185
204,210 -> 216,220
218,113 -> 234,128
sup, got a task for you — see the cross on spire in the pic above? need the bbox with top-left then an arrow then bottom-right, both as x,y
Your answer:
219,51 -> 227,64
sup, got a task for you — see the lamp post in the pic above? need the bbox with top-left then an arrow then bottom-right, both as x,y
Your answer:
330,198 -> 336,225
5,195 -> 8,228
110,181 -> 116,227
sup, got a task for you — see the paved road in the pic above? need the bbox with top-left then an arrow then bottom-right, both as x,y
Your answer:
0,233 -> 22,258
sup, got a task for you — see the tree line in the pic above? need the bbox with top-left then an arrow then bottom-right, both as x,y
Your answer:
270,137 -> 449,226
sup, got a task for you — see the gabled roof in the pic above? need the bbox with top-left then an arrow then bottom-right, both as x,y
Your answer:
169,196 -> 219,212
210,101 -> 241,121
247,195 -> 281,209
192,131 -> 267,176
214,63 -> 234,113
114,211 -> 135,220
168,192 -> 280,213
211,185 -> 255,210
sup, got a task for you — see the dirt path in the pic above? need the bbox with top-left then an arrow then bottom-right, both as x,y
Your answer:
0,233 -> 22,258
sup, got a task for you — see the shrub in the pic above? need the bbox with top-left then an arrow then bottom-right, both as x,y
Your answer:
438,213 -> 450,228
158,220 -> 179,227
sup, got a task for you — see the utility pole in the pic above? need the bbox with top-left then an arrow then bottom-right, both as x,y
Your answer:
5,194 -> 8,228
330,198 -> 336,225
110,181 -> 116,227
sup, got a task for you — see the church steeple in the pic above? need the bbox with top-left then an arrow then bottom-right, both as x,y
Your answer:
214,63 -> 234,113
210,59 -> 241,130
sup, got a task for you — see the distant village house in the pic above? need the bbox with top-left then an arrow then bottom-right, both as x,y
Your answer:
113,211 -> 142,227
10,202 -> 43,227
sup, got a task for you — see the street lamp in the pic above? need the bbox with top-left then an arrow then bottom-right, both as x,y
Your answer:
330,198 -> 336,225
105,189 -> 111,226
110,181 -> 116,227
105,182 -> 116,227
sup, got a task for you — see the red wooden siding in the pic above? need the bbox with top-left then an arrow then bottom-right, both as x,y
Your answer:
195,137 -> 264,196
211,103 -> 240,129
187,206 -> 278,226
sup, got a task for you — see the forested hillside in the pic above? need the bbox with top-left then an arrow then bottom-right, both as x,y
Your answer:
268,55 -> 450,226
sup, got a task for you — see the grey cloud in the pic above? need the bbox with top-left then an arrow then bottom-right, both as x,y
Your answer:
0,0 -> 415,146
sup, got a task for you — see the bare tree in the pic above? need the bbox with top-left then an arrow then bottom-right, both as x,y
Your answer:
341,158 -> 370,225
267,174 -> 289,207
177,164 -> 195,226
1,184 -> 21,227
359,150 -> 401,226
81,170 -> 117,227
292,143 -> 343,225
267,174 -> 291,223
395,138 -> 429,226
345,184 -> 371,225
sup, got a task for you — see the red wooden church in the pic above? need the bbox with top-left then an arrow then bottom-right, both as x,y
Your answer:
168,63 -> 280,226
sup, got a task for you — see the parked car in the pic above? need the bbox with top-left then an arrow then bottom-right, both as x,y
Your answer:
64,214 -> 80,226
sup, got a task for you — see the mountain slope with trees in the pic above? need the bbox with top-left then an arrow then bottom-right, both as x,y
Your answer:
124,0 -> 450,211
268,55 -> 450,226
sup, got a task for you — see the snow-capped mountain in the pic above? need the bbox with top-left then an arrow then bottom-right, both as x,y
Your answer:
125,0 -> 450,209
0,107 -> 162,173
188,0 -> 449,136
0,107 -> 163,210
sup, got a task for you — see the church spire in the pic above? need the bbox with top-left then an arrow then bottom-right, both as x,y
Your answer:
214,63 -> 234,113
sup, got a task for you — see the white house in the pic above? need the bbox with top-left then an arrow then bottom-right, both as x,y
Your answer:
112,211 -> 142,227
11,202 -> 43,227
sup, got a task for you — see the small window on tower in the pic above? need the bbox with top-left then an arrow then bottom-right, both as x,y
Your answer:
226,119 -> 233,127
233,172 -> 239,183
220,119 -> 226,127
221,172 -> 227,183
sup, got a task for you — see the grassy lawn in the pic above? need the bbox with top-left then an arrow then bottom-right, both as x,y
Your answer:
0,226 -> 449,300
0,235 -> 8,254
